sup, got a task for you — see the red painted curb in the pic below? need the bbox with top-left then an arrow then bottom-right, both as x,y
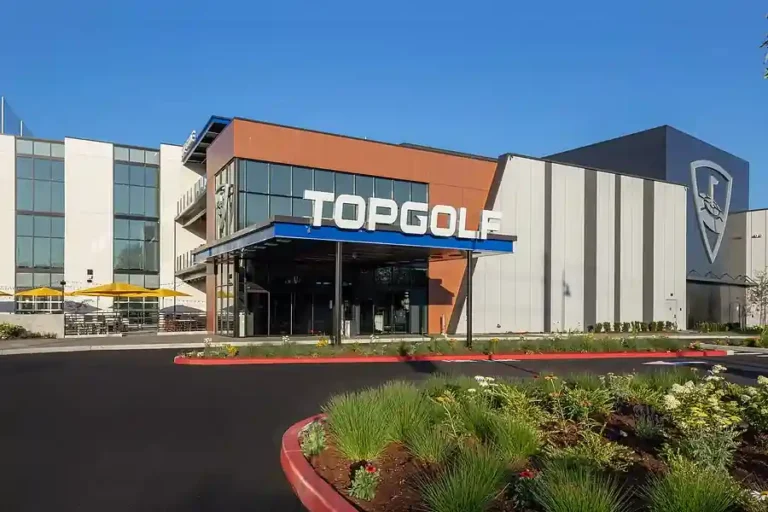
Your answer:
280,414 -> 357,512
174,350 -> 727,366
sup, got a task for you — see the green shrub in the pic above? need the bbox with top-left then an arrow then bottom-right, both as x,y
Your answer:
487,417 -> 541,468
0,322 -> 52,340
300,420 -> 326,457
644,457 -> 739,512
405,423 -> 454,464
659,366 -> 742,437
612,322 -> 622,333
545,429 -> 634,472
621,322 -> 631,333
633,406 -> 664,440
602,321 -> 612,333
532,459 -> 630,512
665,428 -> 742,471
739,375 -> 768,432
379,381 -> 433,442
566,373 -> 603,391
420,445 -> 505,512
561,386 -> 614,422
594,323 -> 603,333
633,367 -> 699,391
485,381 -> 550,425
323,388 -> 392,461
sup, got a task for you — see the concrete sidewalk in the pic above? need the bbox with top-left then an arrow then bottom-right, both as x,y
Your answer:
0,331 -> 758,356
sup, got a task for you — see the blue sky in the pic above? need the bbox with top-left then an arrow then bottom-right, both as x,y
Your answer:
1,0 -> 766,205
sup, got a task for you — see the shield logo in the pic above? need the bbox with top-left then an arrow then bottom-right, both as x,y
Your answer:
690,160 -> 732,263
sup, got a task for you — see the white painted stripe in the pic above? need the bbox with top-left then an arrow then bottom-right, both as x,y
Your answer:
643,360 -> 708,366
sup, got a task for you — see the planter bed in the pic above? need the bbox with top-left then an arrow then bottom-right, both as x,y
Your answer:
284,367 -> 768,512
178,336 -> 725,364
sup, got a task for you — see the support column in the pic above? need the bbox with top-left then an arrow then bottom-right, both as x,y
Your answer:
333,242 -> 342,345
466,250 -> 473,348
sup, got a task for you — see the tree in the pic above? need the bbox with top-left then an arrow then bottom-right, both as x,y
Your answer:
764,15 -> 768,78
747,270 -> 768,325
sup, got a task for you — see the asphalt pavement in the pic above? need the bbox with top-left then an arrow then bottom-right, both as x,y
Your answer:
1,350 -> 766,512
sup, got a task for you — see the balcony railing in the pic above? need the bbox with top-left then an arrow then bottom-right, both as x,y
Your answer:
176,250 -> 197,273
176,175 -> 207,220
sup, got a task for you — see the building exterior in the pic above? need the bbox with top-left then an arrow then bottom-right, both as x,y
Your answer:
548,126 -> 755,326
0,134 -> 207,319
0,116 -> 759,337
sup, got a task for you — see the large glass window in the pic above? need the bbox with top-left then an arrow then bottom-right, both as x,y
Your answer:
15,152 -> 65,214
15,139 -> 66,306
235,158 -> 429,231
113,219 -> 159,271
113,146 -> 160,288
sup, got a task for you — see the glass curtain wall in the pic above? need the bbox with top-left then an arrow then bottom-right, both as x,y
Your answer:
113,146 -> 160,324
211,158 -> 430,338
15,139 -> 65,313
236,159 -> 428,229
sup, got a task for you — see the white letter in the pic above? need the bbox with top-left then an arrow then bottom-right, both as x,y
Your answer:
429,205 -> 457,237
333,194 -> 366,230
304,190 -> 335,227
366,198 -> 398,231
456,208 -> 478,239
479,210 -> 502,239
400,201 -> 429,235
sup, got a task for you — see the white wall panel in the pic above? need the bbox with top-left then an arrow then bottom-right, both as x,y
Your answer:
594,171 -> 615,323
160,144 -> 207,312
653,182 -> 686,325
619,176 -> 644,321
550,163 -> 585,331
64,138 -> 114,310
673,185 -> 688,328
455,156 -> 546,334
0,135 -> 15,307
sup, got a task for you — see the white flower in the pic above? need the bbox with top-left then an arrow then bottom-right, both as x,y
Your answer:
746,387 -> 759,396
758,376 -> 768,386
750,490 -> 768,502
663,395 -> 681,410
467,388 -> 477,393
711,364 -> 727,374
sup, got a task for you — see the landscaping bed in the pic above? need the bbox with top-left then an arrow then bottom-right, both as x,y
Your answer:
182,336 -> 703,361
291,366 -> 768,511
0,322 -> 56,340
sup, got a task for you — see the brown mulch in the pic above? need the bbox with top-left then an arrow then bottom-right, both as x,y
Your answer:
311,442 -> 429,512
307,414 -> 768,512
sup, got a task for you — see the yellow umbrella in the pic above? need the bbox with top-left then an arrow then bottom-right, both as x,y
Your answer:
71,282 -> 152,296
0,290 -> 11,297
121,288 -> 192,298
15,287 -> 65,297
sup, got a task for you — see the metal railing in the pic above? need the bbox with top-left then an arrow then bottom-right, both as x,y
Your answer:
64,312 -> 206,336
175,249 -> 201,273
176,175 -> 207,218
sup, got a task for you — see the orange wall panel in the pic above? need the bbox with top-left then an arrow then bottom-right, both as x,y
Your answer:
204,119 -> 500,335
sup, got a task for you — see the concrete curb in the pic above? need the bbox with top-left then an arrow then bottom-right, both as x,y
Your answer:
280,414 -> 357,512
174,350 -> 728,366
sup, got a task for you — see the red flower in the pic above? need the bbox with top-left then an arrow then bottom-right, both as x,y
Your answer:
365,464 -> 377,473
533,375 -> 539,380
519,469 -> 537,479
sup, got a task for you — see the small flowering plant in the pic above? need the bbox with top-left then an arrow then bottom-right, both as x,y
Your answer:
660,364 -> 742,437
316,337 -> 329,348
348,462 -> 380,501
511,468 -> 540,509
738,375 -> 768,432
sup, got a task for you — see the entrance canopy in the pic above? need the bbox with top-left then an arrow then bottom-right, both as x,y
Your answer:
193,216 -> 515,264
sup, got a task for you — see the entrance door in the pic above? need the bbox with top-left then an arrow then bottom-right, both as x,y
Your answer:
240,290 -> 270,337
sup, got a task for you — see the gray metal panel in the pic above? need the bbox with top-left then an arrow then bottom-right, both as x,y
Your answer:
614,174 -> 622,323
547,126 -> 668,181
583,170 -> 597,328
643,180 -> 655,322
543,162 -> 552,332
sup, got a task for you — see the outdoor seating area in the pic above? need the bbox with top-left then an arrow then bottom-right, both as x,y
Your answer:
7,283 -> 207,336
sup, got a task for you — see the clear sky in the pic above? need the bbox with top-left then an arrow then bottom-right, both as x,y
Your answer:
1,1 -> 766,205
